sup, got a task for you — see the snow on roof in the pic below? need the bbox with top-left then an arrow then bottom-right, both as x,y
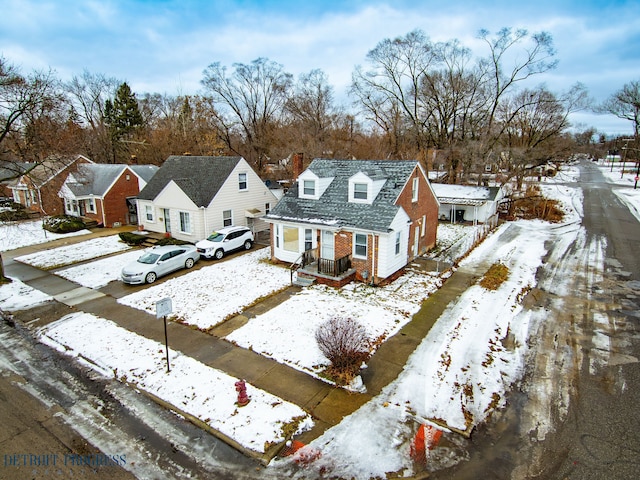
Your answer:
432,184 -> 501,206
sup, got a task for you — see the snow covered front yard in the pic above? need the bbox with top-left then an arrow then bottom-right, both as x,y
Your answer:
14,234 -> 131,269
117,248 -> 292,330
0,219 -> 90,251
226,270 -> 443,387
38,312 -> 314,456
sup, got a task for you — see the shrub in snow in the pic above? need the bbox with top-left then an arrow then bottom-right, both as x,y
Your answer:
43,215 -> 86,233
118,231 -> 147,245
315,316 -> 370,386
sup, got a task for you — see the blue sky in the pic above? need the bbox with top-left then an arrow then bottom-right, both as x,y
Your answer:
2,0 -> 639,135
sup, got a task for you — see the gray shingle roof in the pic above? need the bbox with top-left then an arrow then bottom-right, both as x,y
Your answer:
130,164 -> 159,183
136,156 -> 242,207
266,158 -> 419,232
66,164 -> 126,197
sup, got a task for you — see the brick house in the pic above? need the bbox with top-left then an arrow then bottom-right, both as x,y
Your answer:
7,155 -> 91,215
59,163 -> 158,227
264,158 -> 440,287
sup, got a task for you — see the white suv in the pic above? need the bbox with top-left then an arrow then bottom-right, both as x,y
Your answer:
195,226 -> 254,260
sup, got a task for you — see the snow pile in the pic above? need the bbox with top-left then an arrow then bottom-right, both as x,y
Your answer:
118,248 -> 291,329
38,312 -> 314,455
14,235 -> 131,269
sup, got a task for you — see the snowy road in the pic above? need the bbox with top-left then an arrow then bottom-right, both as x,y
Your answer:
430,161 -> 640,479
0,319 -> 269,480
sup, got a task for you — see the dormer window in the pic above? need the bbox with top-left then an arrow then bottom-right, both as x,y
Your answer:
349,171 -> 384,205
353,183 -> 368,200
303,180 -> 316,196
298,170 -> 331,200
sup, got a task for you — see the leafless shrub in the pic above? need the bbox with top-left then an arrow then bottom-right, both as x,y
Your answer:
315,316 -> 371,386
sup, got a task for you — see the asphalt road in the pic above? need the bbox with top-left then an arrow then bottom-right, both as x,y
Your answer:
431,161 -> 640,479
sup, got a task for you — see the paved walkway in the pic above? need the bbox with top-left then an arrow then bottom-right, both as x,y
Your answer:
3,227 -> 477,454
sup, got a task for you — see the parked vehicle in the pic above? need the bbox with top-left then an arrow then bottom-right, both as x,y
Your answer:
121,245 -> 199,284
195,226 -> 254,260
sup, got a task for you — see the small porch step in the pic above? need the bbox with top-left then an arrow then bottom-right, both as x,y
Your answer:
293,274 -> 316,287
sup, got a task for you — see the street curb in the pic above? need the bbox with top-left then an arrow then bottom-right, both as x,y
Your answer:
126,382 -> 286,466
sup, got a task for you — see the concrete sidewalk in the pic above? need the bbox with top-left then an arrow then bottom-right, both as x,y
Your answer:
4,227 -> 474,455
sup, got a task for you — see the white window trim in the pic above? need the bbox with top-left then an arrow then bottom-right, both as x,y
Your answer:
395,231 -> 401,255
223,209 -> 233,227
350,182 -> 369,203
353,232 -> 368,259
303,179 -> 316,196
238,172 -> 248,191
421,214 -> 426,237
179,211 -> 191,234
412,177 -> 419,202
145,205 -> 154,222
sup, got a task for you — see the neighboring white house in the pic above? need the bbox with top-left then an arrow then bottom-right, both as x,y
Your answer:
431,183 -> 504,225
135,156 -> 277,242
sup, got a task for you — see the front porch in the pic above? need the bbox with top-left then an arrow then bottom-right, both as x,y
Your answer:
291,249 -> 356,288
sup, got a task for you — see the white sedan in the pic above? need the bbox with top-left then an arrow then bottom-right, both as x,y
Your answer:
121,244 -> 199,284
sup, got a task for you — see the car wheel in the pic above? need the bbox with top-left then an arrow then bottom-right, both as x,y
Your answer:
244,240 -> 252,250
145,272 -> 157,284
214,249 -> 224,260
185,258 -> 195,269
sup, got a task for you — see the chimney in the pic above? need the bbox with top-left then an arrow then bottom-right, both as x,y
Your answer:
292,152 -> 304,181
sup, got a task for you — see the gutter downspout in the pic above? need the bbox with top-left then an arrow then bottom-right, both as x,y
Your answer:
101,197 -> 107,227
201,206 -> 207,239
370,233 -> 376,286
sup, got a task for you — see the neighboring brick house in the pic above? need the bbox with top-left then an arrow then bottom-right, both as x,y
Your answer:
59,163 -> 158,227
264,158 -> 440,287
7,155 -> 91,215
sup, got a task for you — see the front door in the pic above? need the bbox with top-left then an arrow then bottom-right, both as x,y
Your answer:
163,209 -> 171,234
320,230 -> 334,259
413,227 -> 420,257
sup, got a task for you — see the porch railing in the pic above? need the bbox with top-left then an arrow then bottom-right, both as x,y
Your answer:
290,249 -> 352,282
317,254 -> 351,277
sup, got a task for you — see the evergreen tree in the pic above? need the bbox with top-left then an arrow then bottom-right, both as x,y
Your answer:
104,82 -> 144,162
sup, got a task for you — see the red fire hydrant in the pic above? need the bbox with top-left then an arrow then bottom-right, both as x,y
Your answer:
235,379 -> 250,407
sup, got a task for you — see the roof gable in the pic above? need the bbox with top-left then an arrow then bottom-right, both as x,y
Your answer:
268,158 -> 420,232
137,156 -> 243,207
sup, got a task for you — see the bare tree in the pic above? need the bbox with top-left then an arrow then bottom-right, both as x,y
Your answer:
284,69 -> 342,157
1,57 -> 62,166
64,70 -> 120,163
599,80 -> 640,140
201,57 -> 293,171
351,30 -> 438,156
498,83 -> 589,188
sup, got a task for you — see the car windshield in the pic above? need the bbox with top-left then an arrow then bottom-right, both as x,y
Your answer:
206,232 -> 225,242
138,252 -> 160,264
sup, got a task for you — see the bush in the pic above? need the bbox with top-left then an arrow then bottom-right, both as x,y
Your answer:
155,237 -> 192,246
43,215 -> 86,233
118,231 -> 147,245
315,316 -> 371,386
0,202 -> 30,222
